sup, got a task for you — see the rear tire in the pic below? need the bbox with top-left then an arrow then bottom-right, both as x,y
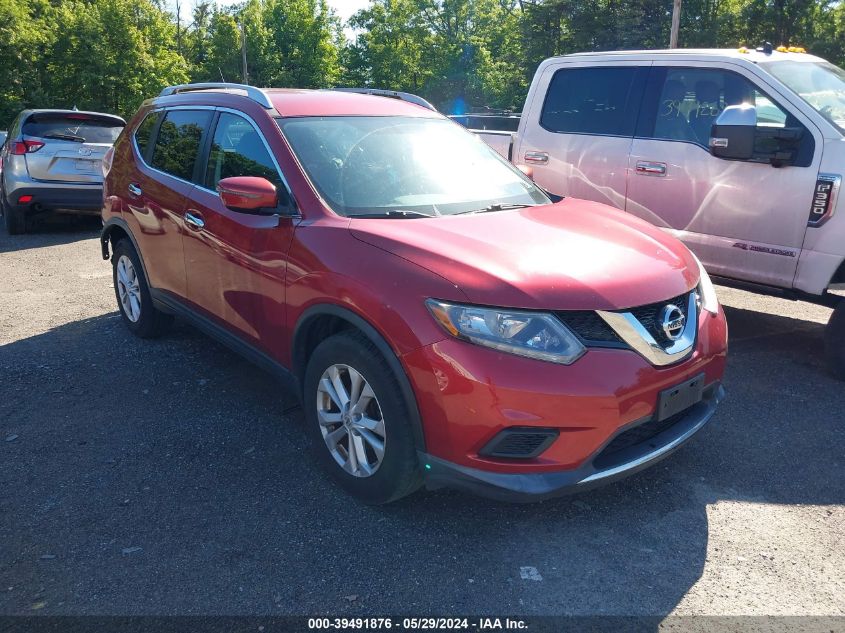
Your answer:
111,239 -> 172,338
1,190 -> 27,235
824,299 -> 845,381
303,331 -> 422,504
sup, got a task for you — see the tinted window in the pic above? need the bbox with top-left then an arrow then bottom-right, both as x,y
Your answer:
205,113 -> 290,205
151,110 -> 212,181
23,113 -> 124,144
134,111 -> 159,160
650,68 -> 789,146
540,67 -> 644,136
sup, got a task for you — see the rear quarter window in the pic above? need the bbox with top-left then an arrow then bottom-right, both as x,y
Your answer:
22,113 -> 124,144
540,66 -> 645,137
133,111 -> 160,161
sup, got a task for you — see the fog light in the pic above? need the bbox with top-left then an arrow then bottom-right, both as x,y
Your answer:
18,195 -> 33,204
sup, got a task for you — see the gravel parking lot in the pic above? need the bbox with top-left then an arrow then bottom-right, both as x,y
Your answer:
1,219 -> 843,617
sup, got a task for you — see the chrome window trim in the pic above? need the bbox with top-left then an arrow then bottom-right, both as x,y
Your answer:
596,291 -> 698,366
131,105 -> 298,216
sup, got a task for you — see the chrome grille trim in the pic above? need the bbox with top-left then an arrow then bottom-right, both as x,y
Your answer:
595,291 -> 698,366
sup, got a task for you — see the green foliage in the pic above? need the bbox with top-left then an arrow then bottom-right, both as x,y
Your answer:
1,0 -> 844,128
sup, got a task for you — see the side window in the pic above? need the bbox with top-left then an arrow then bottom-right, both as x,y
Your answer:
651,68 -> 789,146
133,111 -> 159,160
150,109 -> 212,182
205,112 -> 291,206
540,66 -> 645,137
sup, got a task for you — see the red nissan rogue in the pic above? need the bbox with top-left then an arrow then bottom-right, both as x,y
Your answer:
101,83 -> 728,503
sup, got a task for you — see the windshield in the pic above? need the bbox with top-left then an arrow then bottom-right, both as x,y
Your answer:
763,60 -> 845,134
278,116 -> 549,217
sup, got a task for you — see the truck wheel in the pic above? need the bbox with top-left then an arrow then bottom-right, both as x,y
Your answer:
1,190 -> 27,235
111,239 -> 172,338
824,299 -> 845,381
303,331 -> 423,504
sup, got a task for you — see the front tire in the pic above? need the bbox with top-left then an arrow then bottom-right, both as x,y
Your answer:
303,331 -> 422,504
111,239 -> 172,338
824,299 -> 845,380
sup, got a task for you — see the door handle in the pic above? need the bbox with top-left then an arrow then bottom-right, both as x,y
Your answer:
635,161 -> 667,176
128,183 -> 142,196
524,151 -> 549,164
185,211 -> 205,230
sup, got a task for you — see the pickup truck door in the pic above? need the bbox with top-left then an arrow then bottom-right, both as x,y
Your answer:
515,60 -> 650,209
625,63 -> 823,288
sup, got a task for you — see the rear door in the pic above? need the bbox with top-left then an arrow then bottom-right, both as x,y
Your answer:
21,112 -> 124,183
516,60 -> 650,208
126,108 -> 214,299
625,64 -> 822,288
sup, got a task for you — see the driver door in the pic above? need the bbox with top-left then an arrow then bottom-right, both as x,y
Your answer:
625,63 -> 823,288
183,110 -> 299,357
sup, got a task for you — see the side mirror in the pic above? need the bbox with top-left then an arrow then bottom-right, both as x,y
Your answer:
709,104 -> 756,161
217,176 -> 278,213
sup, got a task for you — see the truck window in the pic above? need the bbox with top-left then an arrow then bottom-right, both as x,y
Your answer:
540,67 -> 645,137
647,68 -> 788,147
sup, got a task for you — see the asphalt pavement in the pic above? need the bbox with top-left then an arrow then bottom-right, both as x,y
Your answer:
1,218 -> 843,617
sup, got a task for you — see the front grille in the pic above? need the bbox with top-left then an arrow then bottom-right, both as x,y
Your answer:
480,427 -> 559,459
592,410 -> 688,470
556,292 -> 693,349
556,311 -> 622,345
629,293 -> 690,346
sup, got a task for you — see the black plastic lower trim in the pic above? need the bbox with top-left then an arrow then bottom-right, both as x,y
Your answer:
9,185 -> 103,215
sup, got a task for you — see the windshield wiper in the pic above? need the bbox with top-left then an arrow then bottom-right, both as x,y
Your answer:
350,209 -> 436,219
455,202 -> 538,216
41,133 -> 85,143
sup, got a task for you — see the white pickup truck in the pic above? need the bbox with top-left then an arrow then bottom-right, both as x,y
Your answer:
462,46 -> 845,378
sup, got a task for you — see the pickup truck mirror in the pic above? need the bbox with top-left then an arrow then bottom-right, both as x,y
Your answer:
709,105 -> 756,161
217,176 -> 278,214
710,105 -> 803,167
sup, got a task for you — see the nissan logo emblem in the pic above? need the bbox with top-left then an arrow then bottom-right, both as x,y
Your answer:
659,304 -> 686,341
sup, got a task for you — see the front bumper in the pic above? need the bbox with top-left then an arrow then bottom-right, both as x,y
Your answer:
422,382 -> 724,502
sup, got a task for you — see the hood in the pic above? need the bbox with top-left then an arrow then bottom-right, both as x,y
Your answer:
349,199 -> 699,311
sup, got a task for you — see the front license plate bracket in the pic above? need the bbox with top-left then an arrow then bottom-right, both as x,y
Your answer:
656,372 -> 705,421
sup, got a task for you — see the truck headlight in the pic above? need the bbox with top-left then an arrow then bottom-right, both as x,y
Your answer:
426,299 -> 586,364
694,255 -> 720,315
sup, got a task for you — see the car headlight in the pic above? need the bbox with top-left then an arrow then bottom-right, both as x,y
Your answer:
693,254 -> 720,315
425,299 -> 586,364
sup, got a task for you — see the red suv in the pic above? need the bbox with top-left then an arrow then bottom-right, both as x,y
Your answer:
101,83 -> 728,503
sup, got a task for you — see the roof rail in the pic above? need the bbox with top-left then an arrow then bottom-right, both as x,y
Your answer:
332,88 -> 436,111
159,83 -> 274,109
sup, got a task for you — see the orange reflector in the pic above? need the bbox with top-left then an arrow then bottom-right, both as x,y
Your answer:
428,303 -> 460,337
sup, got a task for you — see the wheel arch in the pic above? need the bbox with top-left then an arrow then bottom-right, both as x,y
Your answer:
293,304 -> 427,452
100,218 -> 151,281
828,258 -> 845,288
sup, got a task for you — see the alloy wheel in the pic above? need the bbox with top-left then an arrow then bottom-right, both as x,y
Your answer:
316,364 -> 386,477
116,255 -> 142,322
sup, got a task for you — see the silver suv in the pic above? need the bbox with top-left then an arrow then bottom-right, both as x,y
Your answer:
0,109 -> 125,234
